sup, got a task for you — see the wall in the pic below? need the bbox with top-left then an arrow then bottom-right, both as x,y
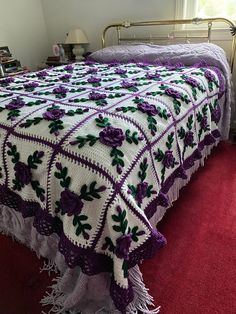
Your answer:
41,0 -> 176,51
0,0 -> 50,70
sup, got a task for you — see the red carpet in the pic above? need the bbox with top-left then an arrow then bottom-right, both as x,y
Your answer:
141,141 -> 236,314
0,141 -> 235,314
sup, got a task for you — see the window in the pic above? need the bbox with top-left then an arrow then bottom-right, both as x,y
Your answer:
176,0 -> 236,21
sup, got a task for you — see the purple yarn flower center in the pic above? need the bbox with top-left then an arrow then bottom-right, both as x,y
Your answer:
53,86 -> 69,95
5,97 -> 25,110
136,182 -> 149,204
165,88 -> 182,99
64,65 -> 73,72
43,108 -> 65,121
60,74 -> 72,81
115,234 -> 132,260
87,76 -> 101,84
60,189 -> 84,216
137,101 -> 158,116
99,126 -> 125,147
184,131 -> 194,146
121,81 -> 136,89
211,106 -> 221,123
201,116 -> 208,129
115,68 -> 127,75
24,82 -> 39,89
89,91 -> 107,101
184,76 -> 199,87
86,67 -> 98,74
145,71 -> 160,79
204,70 -> 215,81
37,71 -> 48,78
163,150 -> 175,168
0,77 -> 14,86
14,161 -> 31,185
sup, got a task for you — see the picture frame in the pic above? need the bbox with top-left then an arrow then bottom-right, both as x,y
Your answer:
0,46 -> 12,63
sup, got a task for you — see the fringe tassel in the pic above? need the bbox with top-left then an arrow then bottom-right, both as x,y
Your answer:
40,259 -> 60,276
127,266 -> 161,314
41,277 -> 76,314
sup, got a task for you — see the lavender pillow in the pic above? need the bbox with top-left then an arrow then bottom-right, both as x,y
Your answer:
89,44 -> 162,63
90,43 -> 227,69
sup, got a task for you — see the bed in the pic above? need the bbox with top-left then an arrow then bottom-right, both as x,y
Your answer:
0,17 -> 235,314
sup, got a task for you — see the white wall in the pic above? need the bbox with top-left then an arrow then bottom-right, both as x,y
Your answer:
0,0 -> 50,70
41,0 -> 176,51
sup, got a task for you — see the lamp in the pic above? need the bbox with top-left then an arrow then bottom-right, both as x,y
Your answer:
65,28 -> 89,61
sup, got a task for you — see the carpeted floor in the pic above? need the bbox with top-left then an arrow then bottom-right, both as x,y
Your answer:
141,141 -> 236,314
0,141 -> 235,314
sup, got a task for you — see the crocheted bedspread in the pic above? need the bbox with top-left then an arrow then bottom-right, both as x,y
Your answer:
0,58 -> 229,312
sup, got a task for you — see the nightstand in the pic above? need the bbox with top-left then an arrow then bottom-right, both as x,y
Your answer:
46,56 -> 73,67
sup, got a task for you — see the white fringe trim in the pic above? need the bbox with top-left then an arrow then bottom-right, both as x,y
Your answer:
40,259 -> 60,276
127,266 -> 161,314
41,277 -> 76,314
40,265 -> 160,314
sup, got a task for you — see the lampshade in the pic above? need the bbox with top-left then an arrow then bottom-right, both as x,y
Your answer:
65,29 -> 89,44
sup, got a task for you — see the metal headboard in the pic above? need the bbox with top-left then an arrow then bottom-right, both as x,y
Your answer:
102,17 -> 236,72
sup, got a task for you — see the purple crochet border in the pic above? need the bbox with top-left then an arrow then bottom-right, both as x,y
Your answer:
0,129 -> 220,312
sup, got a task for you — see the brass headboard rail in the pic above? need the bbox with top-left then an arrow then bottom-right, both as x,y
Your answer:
102,17 -> 236,72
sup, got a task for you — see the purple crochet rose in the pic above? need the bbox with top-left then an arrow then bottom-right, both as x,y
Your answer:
87,76 -> 101,84
145,71 -> 160,79
60,74 -> 72,81
24,82 -> 39,90
136,62 -> 149,68
204,70 -> 215,81
121,81 -> 136,89
0,77 -> 14,86
43,108 -> 65,121
64,65 -> 73,72
201,116 -> 208,130
84,60 -> 95,66
184,131 -> 194,146
184,76 -> 199,87
86,67 -> 98,74
163,150 -> 175,168
89,91 -> 106,101
136,182 -> 148,204
165,63 -> 183,70
14,161 -> 31,185
5,97 -> 25,110
53,86 -> 69,95
115,234 -> 132,260
212,129 -> 221,139
165,88 -> 182,99
99,126 -> 125,147
137,101 -> 158,116
115,68 -> 127,75
108,61 -> 119,67
211,106 -> 221,123
36,71 -> 48,78
60,189 -> 84,216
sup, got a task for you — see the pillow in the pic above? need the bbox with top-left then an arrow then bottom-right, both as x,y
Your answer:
89,42 -> 227,67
